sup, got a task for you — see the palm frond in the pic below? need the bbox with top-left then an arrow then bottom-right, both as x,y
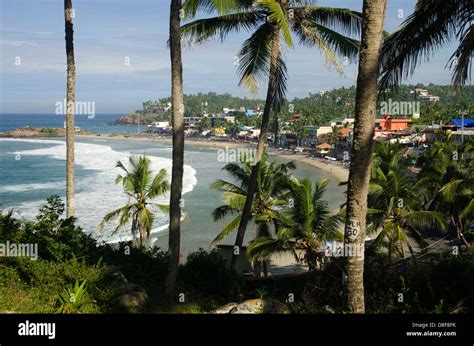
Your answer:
258,0 -> 294,47
237,22 -> 274,93
180,11 -> 264,44
292,19 -> 343,74
210,179 -> 246,194
295,6 -> 363,37
404,210 -> 447,232
448,23 -> 474,86
247,236 -> 293,260
379,0 -> 466,89
212,214 -> 242,244
147,169 -> 170,199
182,0 -> 252,18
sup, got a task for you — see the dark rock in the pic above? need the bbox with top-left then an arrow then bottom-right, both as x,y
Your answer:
111,283 -> 148,313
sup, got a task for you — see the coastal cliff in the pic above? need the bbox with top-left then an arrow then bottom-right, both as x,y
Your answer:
0,127 -> 67,138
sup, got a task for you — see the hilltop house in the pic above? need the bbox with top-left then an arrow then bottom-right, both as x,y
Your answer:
411,88 -> 440,102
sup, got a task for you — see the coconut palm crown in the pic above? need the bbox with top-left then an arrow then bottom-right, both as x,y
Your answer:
100,155 -> 170,249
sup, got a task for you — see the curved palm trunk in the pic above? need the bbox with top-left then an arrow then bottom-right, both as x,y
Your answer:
64,0 -> 75,217
343,0 -> 387,313
227,26 -> 280,296
165,0 -> 185,298
453,216 -> 471,248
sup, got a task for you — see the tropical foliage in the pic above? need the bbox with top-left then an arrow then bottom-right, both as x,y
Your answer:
100,155 -> 170,249
247,177 -> 344,270
367,140 -> 473,260
380,0 -> 473,87
211,152 -> 295,244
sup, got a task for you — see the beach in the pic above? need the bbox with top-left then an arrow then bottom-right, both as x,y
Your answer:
76,133 -> 349,182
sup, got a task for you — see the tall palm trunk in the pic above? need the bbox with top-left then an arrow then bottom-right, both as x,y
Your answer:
131,216 -> 139,248
64,0 -> 76,217
165,0 -> 185,298
343,0 -> 387,313
228,26 -> 280,296
139,219 -> 147,249
273,113 -> 279,147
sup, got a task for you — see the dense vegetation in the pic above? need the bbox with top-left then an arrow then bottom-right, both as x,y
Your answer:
125,85 -> 474,128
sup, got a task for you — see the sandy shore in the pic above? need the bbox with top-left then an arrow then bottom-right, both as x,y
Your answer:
77,133 -> 349,182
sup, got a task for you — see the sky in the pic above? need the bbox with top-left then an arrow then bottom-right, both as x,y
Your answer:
0,0 -> 462,114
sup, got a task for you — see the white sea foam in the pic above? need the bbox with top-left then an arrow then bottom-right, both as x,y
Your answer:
0,138 -> 197,243
1,182 -> 65,192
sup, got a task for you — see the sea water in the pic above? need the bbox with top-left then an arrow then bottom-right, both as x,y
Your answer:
0,113 -> 137,133
0,121 -> 345,254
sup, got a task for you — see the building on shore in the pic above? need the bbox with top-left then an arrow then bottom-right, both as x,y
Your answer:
375,115 -> 412,132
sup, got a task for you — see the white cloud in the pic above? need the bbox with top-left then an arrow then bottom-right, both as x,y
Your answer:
0,39 -> 39,47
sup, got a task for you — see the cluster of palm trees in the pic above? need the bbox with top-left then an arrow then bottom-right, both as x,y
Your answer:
210,152 -> 343,272
367,139 -> 473,259
62,0 -> 472,311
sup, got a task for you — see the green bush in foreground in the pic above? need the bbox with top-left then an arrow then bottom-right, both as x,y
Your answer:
178,248 -> 229,302
0,257 -> 121,313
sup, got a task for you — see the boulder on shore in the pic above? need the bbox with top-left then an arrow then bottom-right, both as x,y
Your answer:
111,283 -> 148,313
213,298 -> 287,314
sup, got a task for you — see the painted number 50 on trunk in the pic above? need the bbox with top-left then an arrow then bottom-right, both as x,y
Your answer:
345,220 -> 360,242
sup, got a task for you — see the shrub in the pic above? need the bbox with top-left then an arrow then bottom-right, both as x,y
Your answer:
178,249 -> 229,300
0,257 -> 121,313
0,196 -> 98,262
93,242 -> 168,294
57,279 -> 89,313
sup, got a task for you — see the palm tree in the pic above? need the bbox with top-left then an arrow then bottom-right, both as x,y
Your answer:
197,116 -> 211,133
380,0 -> 473,88
181,0 -> 362,293
211,152 -> 295,274
225,121 -> 241,137
64,0 -> 76,217
437,161 -> 473,248
370,141 -> 406,177
165,0 -> 186,297
291,120 -> 308,147
211,152 -> 295,245
248,177 -> 344,270
342,121 -> 352,130
328,125 -> 341,145
100,156 -> 170,249
368,165 -> 447,261
417,141 -> 473,247
343,0 -> 388,313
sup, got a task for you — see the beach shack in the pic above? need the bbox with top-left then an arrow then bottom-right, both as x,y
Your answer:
316,142 -> 332,155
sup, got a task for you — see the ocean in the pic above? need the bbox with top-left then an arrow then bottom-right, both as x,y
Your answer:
0,114 -> 345,254
0,113 -> 137,134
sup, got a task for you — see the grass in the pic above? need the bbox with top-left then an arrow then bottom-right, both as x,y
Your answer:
0,258 -> 121,313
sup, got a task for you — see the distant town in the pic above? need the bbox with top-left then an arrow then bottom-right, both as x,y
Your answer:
111,85 -> 472,167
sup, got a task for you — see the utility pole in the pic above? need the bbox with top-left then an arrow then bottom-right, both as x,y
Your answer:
458,109 -> 467,144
